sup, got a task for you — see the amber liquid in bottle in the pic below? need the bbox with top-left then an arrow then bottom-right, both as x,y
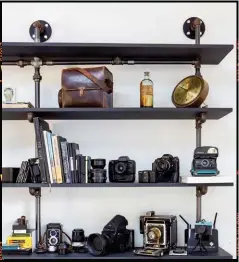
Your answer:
140,72 -> 154,107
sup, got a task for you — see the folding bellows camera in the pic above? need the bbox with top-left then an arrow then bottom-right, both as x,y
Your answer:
134,211 -> 177,257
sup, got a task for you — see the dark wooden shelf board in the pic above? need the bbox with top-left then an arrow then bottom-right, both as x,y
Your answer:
2,108 -> 233,121
2,247 -> 232,259
2,43 -> 234,65
2,182 -> 234,188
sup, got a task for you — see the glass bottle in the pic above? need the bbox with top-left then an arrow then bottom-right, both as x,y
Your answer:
140,72 -> 154,107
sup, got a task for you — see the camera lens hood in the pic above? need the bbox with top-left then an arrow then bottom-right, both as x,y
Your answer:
91,159 -> 106,169
87,233 -> 108,256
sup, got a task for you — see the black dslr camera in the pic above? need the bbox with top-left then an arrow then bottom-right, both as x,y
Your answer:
108,156 -> 136,182
191,146 -> 219,176
152,154 -> 179,183
87,215 -> 134,256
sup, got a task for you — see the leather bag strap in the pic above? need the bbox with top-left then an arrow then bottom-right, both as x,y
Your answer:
65,68 -> 112,94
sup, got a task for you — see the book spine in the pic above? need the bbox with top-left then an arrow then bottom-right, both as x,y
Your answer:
52,136 -> 63,184
34,120 -> 47,183
47,132 -> 57,183
57,137 -> 66,183
61,141 -> 71,183
43,131 -> 53,184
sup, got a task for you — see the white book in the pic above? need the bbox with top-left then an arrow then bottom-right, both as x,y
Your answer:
180,176 -> 233,184
43,131 -> 54,184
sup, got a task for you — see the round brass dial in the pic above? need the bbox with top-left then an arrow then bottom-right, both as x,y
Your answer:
172,75 -> 209,108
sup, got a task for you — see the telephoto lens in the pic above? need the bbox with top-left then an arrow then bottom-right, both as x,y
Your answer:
89,159 -> 107,183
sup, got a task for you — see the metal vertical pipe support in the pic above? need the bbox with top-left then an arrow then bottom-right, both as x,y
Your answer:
196,116 -> 202,222
34,27 -> 40,42
196,125 -> 202,148
196,189 -> 202,222
35,195 -> 41,248
194,18 -> 201,44
33,22 -> 41,108
29,188 -> 41,249
33,65 -> 41,108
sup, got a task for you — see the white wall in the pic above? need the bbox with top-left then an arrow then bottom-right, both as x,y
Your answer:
2,2 -> 237,258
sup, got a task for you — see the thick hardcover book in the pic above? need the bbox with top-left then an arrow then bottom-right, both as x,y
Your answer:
67,143 -> 74,183
61,141 -> 71,183
67,143 -> 79,183
47,132 -> 57,183
56,136 -> 67,183
33,117 -> 51,183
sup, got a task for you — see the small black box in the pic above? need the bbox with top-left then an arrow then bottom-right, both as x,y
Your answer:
2,167 -> 20,183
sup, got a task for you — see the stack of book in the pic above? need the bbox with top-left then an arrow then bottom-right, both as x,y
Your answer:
33,117 -> 89,184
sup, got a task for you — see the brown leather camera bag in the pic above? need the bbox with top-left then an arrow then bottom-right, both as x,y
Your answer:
58,67 -> 113,108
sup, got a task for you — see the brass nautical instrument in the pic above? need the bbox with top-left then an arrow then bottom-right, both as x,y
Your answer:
172,62 -> 209,108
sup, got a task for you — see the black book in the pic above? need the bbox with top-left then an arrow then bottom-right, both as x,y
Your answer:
60,141 -> 71,183
76,154 -> 82,183
33,117 -> 51,184
67,143 -> 79,183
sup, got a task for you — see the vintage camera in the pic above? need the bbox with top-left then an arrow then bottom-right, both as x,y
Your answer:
87,215 -> 134,256
89,159 -> 107,183
183,213 -> 219,255
191,146 -> 219,176
134,211 -> 177,257
28,158 -> 41,183
46,223 -> 63,251
108,156 -> 136,183
152,154 -> 179,183
138,170 -> 156,183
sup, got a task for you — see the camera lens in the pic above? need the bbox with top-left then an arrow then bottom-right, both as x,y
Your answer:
157,159 -> 169,171
201,159 -> 209,167
197,226 -> 207,234
87,233 -> 108,256
72,229 -> 85,243
115,162 -> 127,174
91,159 -> 106,169
90,169 -> 107,183
50,230 -> 56,237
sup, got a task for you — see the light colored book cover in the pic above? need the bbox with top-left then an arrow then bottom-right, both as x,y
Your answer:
47,132 -> 57,183
180,176 -> 233,184
52,135 -> 63,184
43,131 -> 53,184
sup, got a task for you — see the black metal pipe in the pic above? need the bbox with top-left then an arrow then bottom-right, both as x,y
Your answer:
196,117 -> 202,222
36,195 -> 41,248
33,66 -> 41,108
35,80 -> 40,108
195,18 -> 201,45
2,60 -> 194,66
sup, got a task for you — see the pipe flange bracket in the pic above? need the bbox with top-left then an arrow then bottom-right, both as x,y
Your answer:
183,17 -> 205,40
195,112 -> 207,127
29,187 -> 41,197
27,112 -> 35,123
196,185 -> 208,196
29,20 -> 52,42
